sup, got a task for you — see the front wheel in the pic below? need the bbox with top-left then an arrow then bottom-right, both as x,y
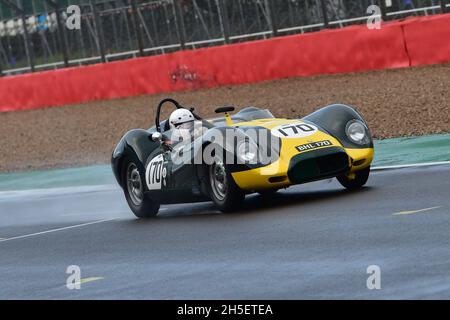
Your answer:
337,166 -> 370,190
122,160 -> 160,218
206,158 -> 245,212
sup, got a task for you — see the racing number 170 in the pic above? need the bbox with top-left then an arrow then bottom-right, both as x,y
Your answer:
149,159 -> 163,185
277,124 -> 315,137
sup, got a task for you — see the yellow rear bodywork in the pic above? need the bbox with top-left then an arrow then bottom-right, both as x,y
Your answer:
230,118 -> 374,191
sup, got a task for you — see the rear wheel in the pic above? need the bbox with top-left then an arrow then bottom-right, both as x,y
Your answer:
122,160 -> 160,218
337,166 -> 370,190
207,156 -> 244,212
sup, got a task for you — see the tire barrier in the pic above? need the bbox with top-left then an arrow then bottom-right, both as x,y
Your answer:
0,14 -> 448,112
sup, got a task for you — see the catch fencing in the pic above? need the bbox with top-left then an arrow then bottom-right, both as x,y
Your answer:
0,0 -> 448,75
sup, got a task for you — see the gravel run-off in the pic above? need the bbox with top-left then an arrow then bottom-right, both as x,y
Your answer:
1,63 -> 449,172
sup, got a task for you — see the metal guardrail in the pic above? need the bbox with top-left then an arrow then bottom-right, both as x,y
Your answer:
0,0 -> 448,76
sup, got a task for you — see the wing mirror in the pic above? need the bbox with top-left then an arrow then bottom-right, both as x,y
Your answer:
151,132 -> 163,142
151,132 -> 173,152
215,106 -> 235,126
215,106 -> 235,114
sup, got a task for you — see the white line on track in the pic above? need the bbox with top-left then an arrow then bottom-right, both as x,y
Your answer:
393,206 -> 443,216
0,184 -> 119,201
0,218 -> 118,243
0,161 -> 449,200
372,160 -> 450,171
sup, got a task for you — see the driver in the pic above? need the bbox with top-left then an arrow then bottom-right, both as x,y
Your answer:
169,108 -> 198,143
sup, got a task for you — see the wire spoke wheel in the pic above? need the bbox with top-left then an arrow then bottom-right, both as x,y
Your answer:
209,159 -> 228,201
205,147 -> 244,212
126,163 -> 144,206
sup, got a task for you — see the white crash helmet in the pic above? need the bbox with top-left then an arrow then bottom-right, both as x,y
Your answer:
169,108 -> 195,129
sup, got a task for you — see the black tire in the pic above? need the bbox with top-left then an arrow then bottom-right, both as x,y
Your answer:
337,166 -> 370,190
122,159 -> 160,218
257,189 -> 279,197
206,156 -> 245,212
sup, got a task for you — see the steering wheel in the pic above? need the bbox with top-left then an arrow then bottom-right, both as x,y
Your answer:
155,98 -> 202,132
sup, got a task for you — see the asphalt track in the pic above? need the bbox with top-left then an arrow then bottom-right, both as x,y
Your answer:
0,164 -> 449,299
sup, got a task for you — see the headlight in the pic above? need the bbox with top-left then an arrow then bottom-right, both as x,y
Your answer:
345,120 -> 370,145
237,140 -> 258,163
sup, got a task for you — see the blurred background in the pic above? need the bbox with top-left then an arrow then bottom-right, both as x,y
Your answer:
0,0 -> 448,76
